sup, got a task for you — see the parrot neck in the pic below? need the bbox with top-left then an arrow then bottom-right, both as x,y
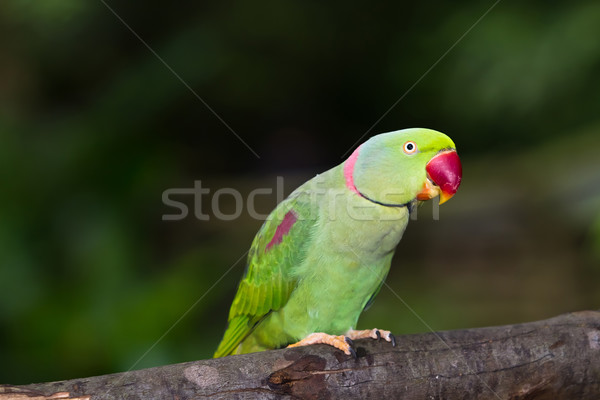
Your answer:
343,145 -> 415,211
343,146 -> 362,196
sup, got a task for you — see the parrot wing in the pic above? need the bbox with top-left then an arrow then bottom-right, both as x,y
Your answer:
213,190 -> 315,357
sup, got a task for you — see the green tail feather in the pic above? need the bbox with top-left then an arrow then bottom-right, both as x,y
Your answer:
213,316 -> 249,358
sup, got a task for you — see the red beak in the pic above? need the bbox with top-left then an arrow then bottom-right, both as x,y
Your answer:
419,150 -> 462,204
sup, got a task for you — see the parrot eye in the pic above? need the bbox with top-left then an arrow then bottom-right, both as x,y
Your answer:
403,141 -> 417,154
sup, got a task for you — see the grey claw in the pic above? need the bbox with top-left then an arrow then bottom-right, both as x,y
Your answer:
349,346 -> 357,359
375,330 -> 381,340
390,334 -> 396,347
345,337 -> 357,358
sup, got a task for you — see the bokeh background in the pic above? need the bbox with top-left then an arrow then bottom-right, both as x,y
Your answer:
2,0 -> 599,384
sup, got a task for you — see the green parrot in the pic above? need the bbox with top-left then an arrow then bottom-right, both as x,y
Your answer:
214,128 -> 462,357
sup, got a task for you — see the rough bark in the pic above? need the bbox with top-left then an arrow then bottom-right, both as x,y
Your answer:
3,310 -> 599,400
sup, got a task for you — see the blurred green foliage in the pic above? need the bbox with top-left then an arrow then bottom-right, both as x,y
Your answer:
1,0 -> 599,384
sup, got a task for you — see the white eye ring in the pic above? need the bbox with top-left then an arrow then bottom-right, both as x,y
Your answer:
403,141 -> 418,154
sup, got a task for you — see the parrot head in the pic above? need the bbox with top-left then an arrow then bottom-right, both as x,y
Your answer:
348,128 -> 462,206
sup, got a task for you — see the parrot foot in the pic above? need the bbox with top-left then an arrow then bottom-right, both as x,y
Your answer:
346,328 -> 396,347
287,332 -> 356,357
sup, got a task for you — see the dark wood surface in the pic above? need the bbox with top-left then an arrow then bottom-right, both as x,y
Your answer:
3,310 -> 599,399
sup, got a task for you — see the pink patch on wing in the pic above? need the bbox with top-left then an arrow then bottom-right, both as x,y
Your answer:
344,146 -> 361,195
266,210 -> 298,251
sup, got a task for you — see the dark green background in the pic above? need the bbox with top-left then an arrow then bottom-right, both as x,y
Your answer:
1,0 -> 599,384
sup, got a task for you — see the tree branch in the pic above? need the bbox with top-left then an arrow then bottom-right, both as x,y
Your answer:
3,311 -> 600,399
